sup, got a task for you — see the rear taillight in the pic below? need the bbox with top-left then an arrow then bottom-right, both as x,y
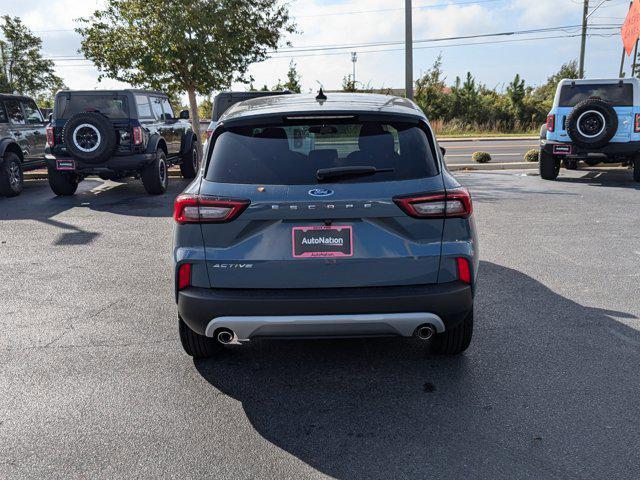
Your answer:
547,114 -> 555,133
132,126 -> 143,145
173,194 -> 250,224
456,257 -> 471,284
635,114 -> 640,133
393,188 -> 472,219
178,263 -> 191,290
46,126 -> 55,147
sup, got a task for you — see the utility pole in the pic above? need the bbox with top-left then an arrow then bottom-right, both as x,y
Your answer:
405,0 -> 413,99
579,0 -> 589,78
351,52 -> 357,86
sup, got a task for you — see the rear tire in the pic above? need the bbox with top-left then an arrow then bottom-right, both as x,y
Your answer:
47,165 -> 79,196
180,142 -> 199,179
141,149 -> 168,195
634,155 -> 640,182
431,311 -> 473,355
179,317 -> 224,358
0,153 -> 24,197
539,150 -> 559,180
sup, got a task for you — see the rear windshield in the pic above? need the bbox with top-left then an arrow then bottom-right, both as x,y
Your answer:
559,84 -> 633,107
56,94 -> 129,119
206,121 -> 438,185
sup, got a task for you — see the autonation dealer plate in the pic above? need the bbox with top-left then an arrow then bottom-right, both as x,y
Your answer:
292,226 -> 353,258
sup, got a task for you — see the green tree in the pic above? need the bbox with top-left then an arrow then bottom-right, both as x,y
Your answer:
76,0 -> 295,156
283,60 -> 302,92
533,60 -> 579,110
414,54 -> 450,120
0,15 -> 64,97
342,75 -> 357,92
198,96 -> 213,120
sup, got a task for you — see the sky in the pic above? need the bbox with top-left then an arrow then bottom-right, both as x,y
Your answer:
1,0 -> 635,100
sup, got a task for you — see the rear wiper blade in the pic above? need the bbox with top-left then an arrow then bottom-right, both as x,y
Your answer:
316,166 -> 394,182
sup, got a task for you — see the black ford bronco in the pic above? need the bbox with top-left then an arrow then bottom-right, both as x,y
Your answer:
45,90 -> 199,195
0,94 -> 48,197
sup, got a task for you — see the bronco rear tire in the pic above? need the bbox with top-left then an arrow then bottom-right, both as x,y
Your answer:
179,317 -> 224,358
566,98 -> 618,149
62,112 -> 116,163
634,155 -> 640,182
47,165 -> 79,196
180,142 -> 199,179
141,149 -> 168,195
0,152 -> 24,197
431,311 -> 473,355
539,150 -> 559,180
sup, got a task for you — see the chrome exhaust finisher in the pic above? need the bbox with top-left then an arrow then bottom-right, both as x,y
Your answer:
216,329 -> 234,345
205,313 -> 445,343
416,324 -> 436,341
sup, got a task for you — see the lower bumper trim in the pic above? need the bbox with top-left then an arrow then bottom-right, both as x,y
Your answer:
205,312 -> 446,342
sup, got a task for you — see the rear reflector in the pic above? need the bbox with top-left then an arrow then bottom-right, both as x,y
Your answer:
178,263 -> 191,290
393,188 -> 472,219
546,114 -> 555,133
635,114 -> 640,133
456,258 -> 471,284
173,194 -> 250,224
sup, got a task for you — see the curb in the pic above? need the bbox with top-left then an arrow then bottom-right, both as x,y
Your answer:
448,162 -> 538,171
439,136 -> 538,143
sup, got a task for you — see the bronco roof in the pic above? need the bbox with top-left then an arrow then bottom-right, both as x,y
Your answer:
219,93 -> 425,123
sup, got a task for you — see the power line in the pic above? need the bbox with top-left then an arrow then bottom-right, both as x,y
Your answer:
45,23 -> 620,62
50,32 -> 618,66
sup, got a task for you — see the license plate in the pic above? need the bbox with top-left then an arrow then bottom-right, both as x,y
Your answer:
292,226 -> 353,258
553,144 -> 573,155
56,159 -> 75,171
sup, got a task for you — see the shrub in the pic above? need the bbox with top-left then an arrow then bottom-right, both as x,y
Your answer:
524,149 -> 540,162
472,151 -> 492,163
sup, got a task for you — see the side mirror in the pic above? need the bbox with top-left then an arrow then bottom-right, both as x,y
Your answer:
179,110 -> 189,119
440,146 -> 446,157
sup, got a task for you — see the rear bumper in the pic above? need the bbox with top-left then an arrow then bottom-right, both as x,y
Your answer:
542,140 -> 640,160
178,281 -> 473,340
45,152 -> 156,174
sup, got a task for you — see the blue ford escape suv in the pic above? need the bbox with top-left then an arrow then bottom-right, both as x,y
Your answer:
173,92 -> 479,358
540,78 -> 640,181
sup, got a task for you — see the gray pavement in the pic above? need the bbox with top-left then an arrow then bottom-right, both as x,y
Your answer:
1,169 -> 640,479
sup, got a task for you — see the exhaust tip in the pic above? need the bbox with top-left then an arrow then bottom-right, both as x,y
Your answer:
217,329 -> 234,345
416,325 -> 436,341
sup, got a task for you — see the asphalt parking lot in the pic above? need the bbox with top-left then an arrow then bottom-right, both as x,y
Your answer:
2,169 -> 640,479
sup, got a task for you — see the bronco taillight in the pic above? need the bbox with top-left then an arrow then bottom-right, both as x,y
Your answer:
132,126 -> 143,145
46,126 -> 55,147
173,194 -> 250,224
547,114 -> 555,133
635,114 -> 640,133
393,188 -> 473,219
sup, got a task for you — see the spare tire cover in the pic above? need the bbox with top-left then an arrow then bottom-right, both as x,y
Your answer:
62,112 -> 117,163
566,98 -> 618,149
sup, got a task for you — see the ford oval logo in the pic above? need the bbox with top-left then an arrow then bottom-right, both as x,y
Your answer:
308,188 -> 334,197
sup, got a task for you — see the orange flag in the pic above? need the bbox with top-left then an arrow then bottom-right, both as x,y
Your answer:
622,0 -> 640,56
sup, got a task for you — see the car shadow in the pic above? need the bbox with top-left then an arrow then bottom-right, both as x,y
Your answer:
194,261 -> 639,479
0,177 -> 191,246
555,167 -> 640,189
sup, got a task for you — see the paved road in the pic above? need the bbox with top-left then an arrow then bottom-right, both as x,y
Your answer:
441,138 -> 539,165
2,170 -> 640,479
